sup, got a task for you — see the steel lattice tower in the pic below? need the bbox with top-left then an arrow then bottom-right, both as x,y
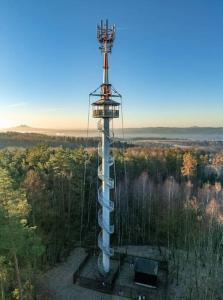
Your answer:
90,20 -> 121,275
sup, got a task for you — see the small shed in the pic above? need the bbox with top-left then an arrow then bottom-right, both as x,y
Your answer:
134,258 -> 159,288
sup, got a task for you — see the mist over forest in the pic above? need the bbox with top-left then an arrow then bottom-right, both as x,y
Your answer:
2,125 -> 223,140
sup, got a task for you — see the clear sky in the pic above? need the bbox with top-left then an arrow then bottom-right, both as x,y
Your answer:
0,0 -> 223,129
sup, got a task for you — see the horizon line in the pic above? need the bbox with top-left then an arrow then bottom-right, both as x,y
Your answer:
1,125 -> 223,130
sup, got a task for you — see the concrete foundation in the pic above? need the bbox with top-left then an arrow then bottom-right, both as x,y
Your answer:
76,255 -> 120,293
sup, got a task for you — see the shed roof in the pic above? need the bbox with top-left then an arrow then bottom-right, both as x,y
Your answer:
134,258 -> 158,276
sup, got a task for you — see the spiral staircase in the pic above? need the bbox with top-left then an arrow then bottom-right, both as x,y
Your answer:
96,120 -> 115,275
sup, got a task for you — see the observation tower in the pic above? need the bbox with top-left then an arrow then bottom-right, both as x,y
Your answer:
71,21 -> 168,299
90,19 -> 121,275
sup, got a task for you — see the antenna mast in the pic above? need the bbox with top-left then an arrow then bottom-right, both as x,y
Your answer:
90,20 -> 121,275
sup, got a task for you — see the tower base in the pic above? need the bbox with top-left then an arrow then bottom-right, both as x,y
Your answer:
73,247 -> 168,299
76,254 -> 120,293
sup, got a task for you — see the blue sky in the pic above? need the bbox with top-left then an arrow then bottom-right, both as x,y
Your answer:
0,0 -> 223,128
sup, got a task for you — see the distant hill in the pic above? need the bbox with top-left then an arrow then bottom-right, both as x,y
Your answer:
6,125 -> 50,133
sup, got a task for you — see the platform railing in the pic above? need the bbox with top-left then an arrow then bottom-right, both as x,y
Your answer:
93,109 -> 119,118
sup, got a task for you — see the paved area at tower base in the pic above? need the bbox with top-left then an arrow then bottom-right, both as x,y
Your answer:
37,246 -> 168,299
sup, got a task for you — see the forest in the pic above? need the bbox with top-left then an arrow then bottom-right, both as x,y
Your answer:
0,139 -> 223,299
0,132 -> 129,150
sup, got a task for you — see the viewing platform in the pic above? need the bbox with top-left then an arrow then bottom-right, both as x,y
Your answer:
92,99 -> 120,119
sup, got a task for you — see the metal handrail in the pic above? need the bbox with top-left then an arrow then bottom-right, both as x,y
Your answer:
98,209 -> 114,234
98,187 -> 114,211
98,231 -> 114,256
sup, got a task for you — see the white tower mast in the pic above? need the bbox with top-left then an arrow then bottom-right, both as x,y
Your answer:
91,20 -> 121,275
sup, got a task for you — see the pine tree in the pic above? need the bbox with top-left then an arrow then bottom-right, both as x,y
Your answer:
0,168 -> 44,299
